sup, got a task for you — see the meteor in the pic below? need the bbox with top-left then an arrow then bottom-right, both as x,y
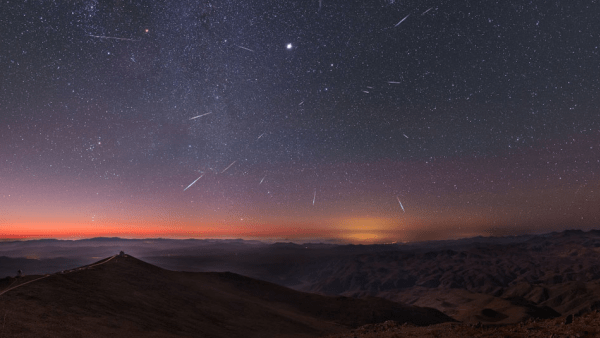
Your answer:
236,45 -> 255,52
221,161 -> 237,173
88,35 -> 139,41
190,112 -> 213,120
184,175 -> 203,191
396,196 -> 405,213
394,14 -> 410,27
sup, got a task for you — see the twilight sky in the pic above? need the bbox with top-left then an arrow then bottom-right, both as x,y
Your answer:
1,0 -> 599,243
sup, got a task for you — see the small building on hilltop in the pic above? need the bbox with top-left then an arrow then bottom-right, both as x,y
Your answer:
17,269 -> 23,278
119,251 -> 125,257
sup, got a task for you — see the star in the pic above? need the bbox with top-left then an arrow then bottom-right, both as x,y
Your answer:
1,0 -> 598,243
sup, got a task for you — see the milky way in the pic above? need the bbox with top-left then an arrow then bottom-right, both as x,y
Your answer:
1,1 -> 598,242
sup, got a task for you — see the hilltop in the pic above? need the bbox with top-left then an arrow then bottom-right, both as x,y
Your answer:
0,254 -> 452,337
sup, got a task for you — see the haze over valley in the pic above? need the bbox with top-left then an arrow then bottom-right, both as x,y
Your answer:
3,230 -> 600,336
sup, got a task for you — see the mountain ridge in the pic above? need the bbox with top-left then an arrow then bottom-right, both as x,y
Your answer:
0,254 -> 453,337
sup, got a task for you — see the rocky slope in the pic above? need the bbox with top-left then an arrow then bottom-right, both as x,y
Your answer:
0,254 -> 453,337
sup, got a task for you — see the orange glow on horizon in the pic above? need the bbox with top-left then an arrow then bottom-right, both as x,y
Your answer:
2,178 -> 598,243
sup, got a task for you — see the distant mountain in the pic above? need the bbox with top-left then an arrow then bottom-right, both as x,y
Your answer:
0,237 -> 271,266
5,230 -> 600,328
0,256 -> 91,279
141,229 -> 600,325
0,255 -> 454,337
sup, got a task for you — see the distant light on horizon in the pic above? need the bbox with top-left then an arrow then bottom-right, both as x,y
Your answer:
1,1 -> 599,243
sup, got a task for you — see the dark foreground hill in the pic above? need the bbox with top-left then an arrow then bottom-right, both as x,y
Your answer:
0,254 -> 453,338
6,230 -> 600,332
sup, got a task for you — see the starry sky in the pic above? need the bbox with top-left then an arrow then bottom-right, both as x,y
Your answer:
1,0 -> 599,243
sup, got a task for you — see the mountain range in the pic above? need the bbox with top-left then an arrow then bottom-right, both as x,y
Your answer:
3,230 -> 600,336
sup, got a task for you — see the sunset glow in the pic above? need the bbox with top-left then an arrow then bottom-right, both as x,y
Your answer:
1,1 -> 599,243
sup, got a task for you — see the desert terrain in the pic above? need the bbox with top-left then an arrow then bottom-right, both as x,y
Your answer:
2,230 -> 600,336
0,254 -> 451,337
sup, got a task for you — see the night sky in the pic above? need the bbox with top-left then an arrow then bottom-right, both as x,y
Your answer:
1,0 -> 599,243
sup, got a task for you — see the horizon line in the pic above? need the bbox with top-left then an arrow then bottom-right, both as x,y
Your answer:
1,228 -> 596,245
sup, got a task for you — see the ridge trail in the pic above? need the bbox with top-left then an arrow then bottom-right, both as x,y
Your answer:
0,255 -> 117,297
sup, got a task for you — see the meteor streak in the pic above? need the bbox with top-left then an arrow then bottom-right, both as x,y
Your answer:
190,112 -> 213,120
394,14 -> 410,27
183,175 -> 203,191
221,161 -> 236,173
88,35 -> 139,41
236,45 -> 255,52
396,196 -> 405,213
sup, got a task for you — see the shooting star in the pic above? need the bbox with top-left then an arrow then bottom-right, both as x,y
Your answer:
257,132 -> 266,140
236,45 -> 255,52
221,161 -> 236,173
183,175 -> 203,191
318,0 -> 322,11
299,100 -> 305,105
396,196 -> 405,213
388,81 -> 401,84
259,176 -> 266,185
394,14 -> 410,27
422,7 -> 434,15
312,189 -> 316,206
403,133 -> 409,139
88,35 -> 139,42
190,112 -> 213,120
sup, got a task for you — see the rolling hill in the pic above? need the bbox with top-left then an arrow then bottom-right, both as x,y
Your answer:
0,254 -> 453,337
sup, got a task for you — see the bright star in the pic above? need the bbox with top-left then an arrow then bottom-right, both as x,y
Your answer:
286,43 -> 293,49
